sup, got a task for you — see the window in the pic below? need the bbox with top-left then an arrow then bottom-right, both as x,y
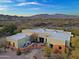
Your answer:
39,37 -> 44,43
59,46 -> 62,49
8,41 -> 11,45
13,42 -> 15,47
49,44 -> 53,48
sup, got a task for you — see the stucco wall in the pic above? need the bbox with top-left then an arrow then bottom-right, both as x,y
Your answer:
22,30 -> 33,36
53,45 -> 65,53
47,37 -> 65,45
18,37 -> 29,48
47,37 -> 68,53
6,37 -> 18,48
6,37 -> 30,48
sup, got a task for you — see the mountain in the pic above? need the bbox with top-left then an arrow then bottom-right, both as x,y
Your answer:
0,14 -> 28,21
29,14 -> 79,19
0,14 -> 79,21
0,14 -> 79,29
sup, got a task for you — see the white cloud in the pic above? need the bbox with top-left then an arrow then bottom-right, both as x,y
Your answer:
0,0 -> 12,3
17,2 -> 40,6
17,2 -> 57,7
0,8 -> 4,10
0,5 -> 9,11
0,7 -> 7,11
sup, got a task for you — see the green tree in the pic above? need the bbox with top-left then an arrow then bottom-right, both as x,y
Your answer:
43,45 -> 51,57
30,33 -> 38,42
1,24 -> 18,36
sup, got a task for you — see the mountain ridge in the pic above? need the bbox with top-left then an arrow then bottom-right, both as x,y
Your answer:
0,14 -> 79,21
28,14 -> 79,19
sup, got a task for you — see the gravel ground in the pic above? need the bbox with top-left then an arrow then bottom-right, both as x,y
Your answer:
0,49 -> 46,59
0,48 -> 63,59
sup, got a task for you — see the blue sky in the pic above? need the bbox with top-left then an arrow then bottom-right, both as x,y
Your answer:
0,0 -> 79,16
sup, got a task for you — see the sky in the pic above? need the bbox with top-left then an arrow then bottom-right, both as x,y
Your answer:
0,0 -> 79,16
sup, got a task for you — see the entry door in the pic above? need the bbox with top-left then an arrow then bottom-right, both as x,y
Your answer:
39,37 -> 44,43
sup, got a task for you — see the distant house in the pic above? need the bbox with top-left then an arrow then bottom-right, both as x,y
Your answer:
6,33 -> 30,49
22,28 -> 72,53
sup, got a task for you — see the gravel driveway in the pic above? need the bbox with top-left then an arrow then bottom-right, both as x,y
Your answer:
0,49 -> 46,59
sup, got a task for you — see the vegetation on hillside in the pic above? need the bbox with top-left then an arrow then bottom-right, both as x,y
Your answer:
0,24 -> 21,37
30,33 -> 38,42
43,45 -> 52,57
69,36 -> 79,59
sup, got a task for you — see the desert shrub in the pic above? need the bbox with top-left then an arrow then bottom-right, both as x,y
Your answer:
43,45 -> 51,57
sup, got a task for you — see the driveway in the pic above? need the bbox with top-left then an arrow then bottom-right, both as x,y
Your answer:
0,48 -> 63,59
0,49 -> 46,59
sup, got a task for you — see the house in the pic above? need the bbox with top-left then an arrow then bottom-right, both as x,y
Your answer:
22,28 -> 72,53
6,33 -> 30,49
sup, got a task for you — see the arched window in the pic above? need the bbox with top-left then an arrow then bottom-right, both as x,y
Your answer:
59,46 -> 62,49
8,41 -> 11,45
13,42 -> 15,47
